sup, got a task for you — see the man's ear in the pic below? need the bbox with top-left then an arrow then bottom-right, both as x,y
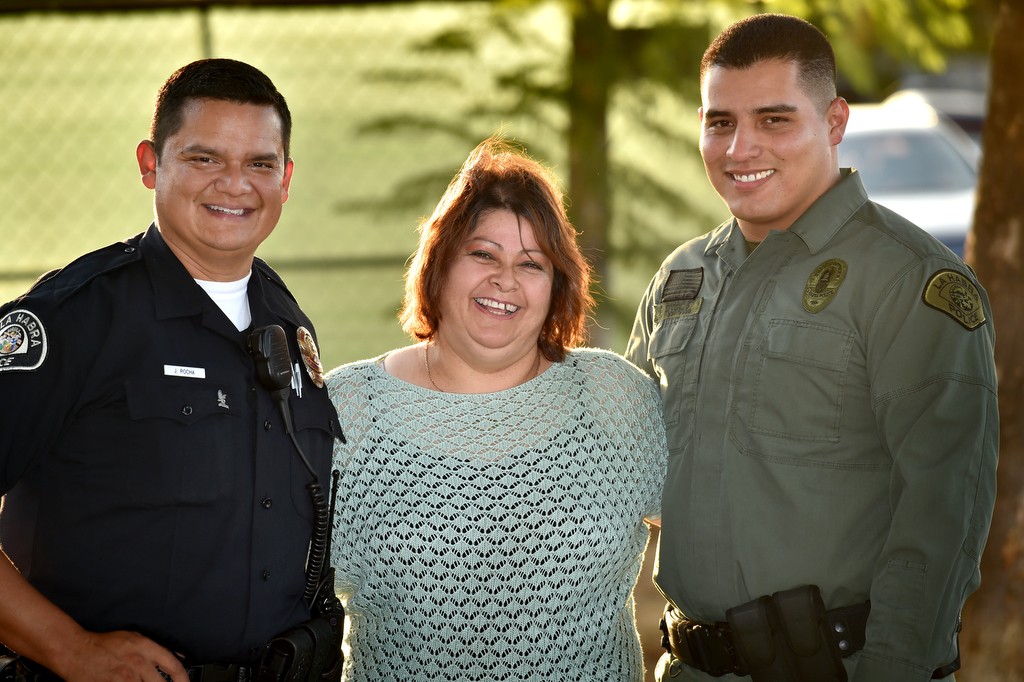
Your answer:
827,97 -> 850,146
281,158 -> 294,204
136,140 -> 158,190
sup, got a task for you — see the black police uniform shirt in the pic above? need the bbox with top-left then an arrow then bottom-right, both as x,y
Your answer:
0,225 -> 342,664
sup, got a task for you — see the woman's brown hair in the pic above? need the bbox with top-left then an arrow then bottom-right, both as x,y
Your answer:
400,137 -> 594,362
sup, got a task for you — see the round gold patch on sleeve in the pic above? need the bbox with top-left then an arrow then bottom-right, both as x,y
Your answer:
803,259 -> 848,313
923,269 -> 986,330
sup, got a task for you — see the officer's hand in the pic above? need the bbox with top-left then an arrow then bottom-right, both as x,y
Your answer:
56,630 -> 188,682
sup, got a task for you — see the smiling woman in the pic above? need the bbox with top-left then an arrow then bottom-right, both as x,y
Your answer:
322,137 -> 669,681
426,208 -> 552,390
398,137 -> 593,377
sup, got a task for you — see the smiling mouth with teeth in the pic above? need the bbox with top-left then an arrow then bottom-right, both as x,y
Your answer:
207,205 -> 247,216
475,297 -> 520,315
732,170 -> 774,183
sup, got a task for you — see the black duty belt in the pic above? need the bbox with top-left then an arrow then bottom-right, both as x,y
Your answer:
0,656 -> 250,682
661,602 -> 960,679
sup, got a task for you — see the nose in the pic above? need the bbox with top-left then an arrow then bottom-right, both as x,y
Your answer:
726,123 -> 760,161
215,164 -> 252,194
490,264 -> 519,292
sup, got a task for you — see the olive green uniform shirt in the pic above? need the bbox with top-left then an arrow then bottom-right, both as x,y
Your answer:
626,170 -> 998,681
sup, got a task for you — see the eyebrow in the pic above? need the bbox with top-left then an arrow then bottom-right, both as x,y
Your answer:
755,103 -> 799,115
467,236 -> 545,257
704,103 -> 799,119
179,144 -> 280,162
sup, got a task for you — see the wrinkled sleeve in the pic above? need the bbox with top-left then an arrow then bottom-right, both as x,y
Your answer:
638,376 -> 669,519
853,259 -> 998,682
625,274 -> 660,380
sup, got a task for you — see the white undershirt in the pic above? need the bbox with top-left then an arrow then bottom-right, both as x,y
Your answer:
195,274 -> 252,331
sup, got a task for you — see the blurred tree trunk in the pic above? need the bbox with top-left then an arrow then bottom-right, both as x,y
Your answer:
959,0 -> 1024,679
567,0 -> 613,344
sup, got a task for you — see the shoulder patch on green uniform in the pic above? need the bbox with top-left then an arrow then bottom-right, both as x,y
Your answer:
0,309 -> 48,372
803,259 -> 847,313
923,269 -> 986,330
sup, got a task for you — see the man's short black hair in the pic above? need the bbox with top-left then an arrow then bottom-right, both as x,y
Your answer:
150,58 -> 292,160
701,13 -> 837,110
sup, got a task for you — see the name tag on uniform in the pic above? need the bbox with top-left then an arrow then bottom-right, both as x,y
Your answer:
164,364 -> 206,379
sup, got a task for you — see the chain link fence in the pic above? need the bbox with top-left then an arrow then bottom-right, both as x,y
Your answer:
1,9 -> 708,673
1,3 -> 717,368
3,4 -> 555,367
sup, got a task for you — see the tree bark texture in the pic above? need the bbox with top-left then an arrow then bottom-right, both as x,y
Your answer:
959,0 -> 1024,678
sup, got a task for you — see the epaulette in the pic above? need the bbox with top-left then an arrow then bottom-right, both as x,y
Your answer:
253,257 -> 299,305
23,234 -> 145,305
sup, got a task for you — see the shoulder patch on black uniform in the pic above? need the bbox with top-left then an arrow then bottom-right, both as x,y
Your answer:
923,269 -> 986,330
0,309 -> 48,372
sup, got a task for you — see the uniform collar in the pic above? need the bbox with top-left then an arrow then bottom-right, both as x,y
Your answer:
248,260 -> 304,328
140,224 -> 304,331
703,221 -> 745,273
140,224 -> 271,335
140,224 -> 213,320
704,169 -> 870,260
703,221 -> 733,257
789,169 -> 870,254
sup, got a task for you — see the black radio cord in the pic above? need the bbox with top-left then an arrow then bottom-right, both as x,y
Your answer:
247,325 -> 334,605
284,426 -> 330,603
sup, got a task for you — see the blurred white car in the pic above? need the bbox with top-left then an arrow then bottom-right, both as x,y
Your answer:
885,88 -> 986,146
840,97 -> 981,257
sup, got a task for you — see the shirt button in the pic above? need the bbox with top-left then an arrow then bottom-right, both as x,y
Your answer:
262,569 -> 271,581
181,405 -> 193,416
262,498 -> 273,509
264,420 -> 272,431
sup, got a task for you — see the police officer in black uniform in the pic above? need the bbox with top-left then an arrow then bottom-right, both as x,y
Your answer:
0,59 -> 341,681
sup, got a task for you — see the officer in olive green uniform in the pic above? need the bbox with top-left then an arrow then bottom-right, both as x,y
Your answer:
626,14 -> 997,682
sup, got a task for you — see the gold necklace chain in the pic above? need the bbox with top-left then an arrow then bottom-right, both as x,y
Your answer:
423,344 -> 541,392
423,344 -> 443,391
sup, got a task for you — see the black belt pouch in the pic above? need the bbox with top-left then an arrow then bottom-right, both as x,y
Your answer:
726,595 -> 797,681
773,585 -> 847,682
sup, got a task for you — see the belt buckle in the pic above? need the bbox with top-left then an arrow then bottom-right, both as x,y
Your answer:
186,664 -> 249,682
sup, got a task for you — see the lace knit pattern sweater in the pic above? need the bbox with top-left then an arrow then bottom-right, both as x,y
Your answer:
326,348 -> 667,681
